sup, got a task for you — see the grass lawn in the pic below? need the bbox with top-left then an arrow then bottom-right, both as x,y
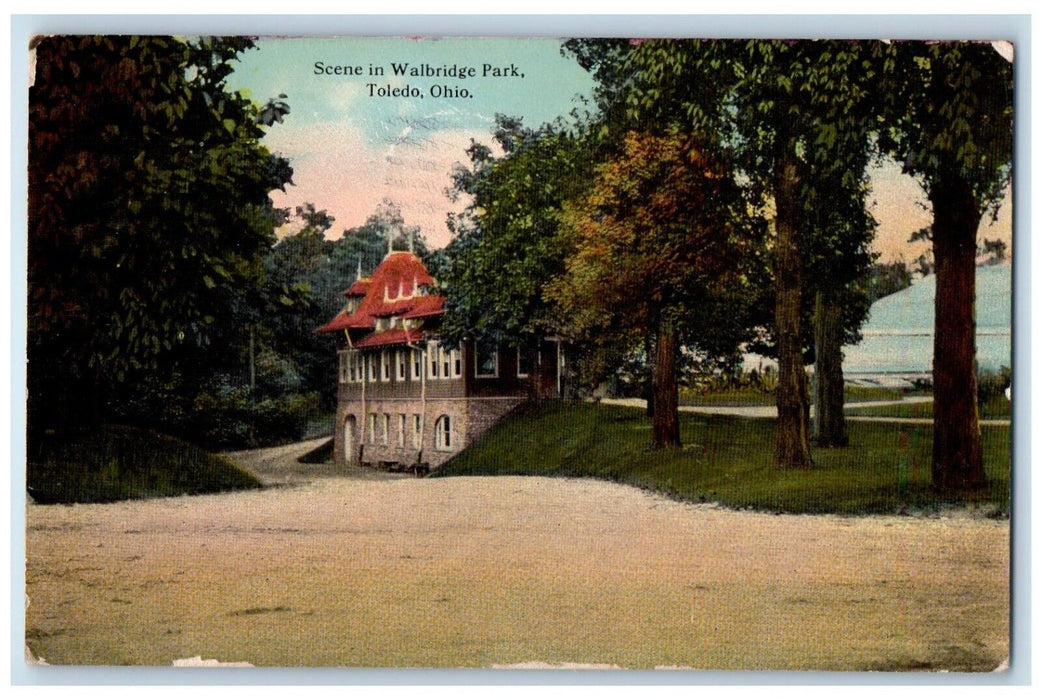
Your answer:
27,424 -> 262,504
436,402 -> 1010,515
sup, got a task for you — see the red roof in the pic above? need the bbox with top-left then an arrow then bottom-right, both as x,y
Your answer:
369,298 -> 423,318
314,312 -> 362,334
352,328 -> 426,349
317,252 -> 444,344
402,295 -> 445,319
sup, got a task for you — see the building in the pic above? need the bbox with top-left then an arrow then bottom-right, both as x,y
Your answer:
316,250 -> 564,472
841,262 -> 1011,387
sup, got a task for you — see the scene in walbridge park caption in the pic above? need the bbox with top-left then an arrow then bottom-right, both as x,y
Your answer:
25,35 -> 1013,671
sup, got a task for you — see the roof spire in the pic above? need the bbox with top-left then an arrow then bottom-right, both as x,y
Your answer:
356,257 -> 363,281
387,231 -> 394,257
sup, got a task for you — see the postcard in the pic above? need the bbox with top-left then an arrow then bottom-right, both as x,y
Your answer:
23,33 -> 1013,673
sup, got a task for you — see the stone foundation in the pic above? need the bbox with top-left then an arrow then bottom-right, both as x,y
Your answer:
332,396 -> 526,472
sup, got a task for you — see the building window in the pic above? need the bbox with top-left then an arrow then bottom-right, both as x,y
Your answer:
356,354 -> 365,383
412,349 -> 422,379
413,414 -> 422,449
475,339 -> 498,378
435,415 -> 452,451
398,414 -> 406,447
381,351 -> 391,382
339,352 -> 349,383
440,345 -> 451,378
368,354 -> 377,382
396,350 -> 407,381
428,341 -> 440,379
368,413 -> 376,444
382,413 -> 390,445
517,348 -> 532,378
452,348 -> 462,377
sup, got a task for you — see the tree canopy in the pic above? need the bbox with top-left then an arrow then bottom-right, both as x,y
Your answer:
439,116 -> 594,347
564,39 -> 881,466
28,35 -> 292,433
549,130 -> 760,446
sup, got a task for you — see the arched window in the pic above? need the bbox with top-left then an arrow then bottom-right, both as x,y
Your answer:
434,415 -> 452,451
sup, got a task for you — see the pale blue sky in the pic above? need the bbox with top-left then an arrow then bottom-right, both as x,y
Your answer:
227,35 -> 1012,259
228,37 -> 596,245
232,37 -> 596,137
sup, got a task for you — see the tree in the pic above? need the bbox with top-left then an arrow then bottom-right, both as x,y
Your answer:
28,35 -> 292,435
980,237 -> 1008,264
585,39 -> 880,467
440,116 -> 594,348
864,261 -> 914,303
877,41 -> 1013,491
803,146 -> 877,447
549,131 -> 757,447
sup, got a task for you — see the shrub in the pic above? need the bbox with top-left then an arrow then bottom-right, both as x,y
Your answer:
27,425 -> 261,504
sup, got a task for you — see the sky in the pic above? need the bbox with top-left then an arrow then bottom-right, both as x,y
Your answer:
228,36 -> 1013,262
228,37 -> 595,248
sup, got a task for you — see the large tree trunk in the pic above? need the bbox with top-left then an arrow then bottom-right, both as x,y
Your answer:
773,137 -> 814,468
813,289 -> 848,447
651,314 -> 681,448
929,172 -> 984,491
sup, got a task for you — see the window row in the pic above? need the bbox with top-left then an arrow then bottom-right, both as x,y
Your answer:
339,343 -> 536,384
339,344 -> 462,384
363,412 -> 452,451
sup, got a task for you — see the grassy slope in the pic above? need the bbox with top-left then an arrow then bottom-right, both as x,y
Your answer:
435,402 -> 1010,515
27,425 -> 262,504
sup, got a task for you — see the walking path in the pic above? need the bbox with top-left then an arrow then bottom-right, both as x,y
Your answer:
599,396 -> 1011,426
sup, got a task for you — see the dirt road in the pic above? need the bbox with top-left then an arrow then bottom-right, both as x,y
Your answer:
24,447 -> 1009,670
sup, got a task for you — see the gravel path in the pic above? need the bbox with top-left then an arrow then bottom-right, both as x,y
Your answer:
600,396 -> 1011,426
25,442 -> 1009,670
223,437 -> 409,486
601,396 -> 935,418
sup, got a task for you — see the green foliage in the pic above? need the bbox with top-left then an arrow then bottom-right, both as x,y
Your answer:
978,365 -> 1012,407
26,424 -> 261,504
28,35 -> 292,433
564,40 -> 882,464
863,261 -> 914,303
259,200 -> 432,410
188,374 -> 323,448
876,41 -> 1013,213
440,116 -> 594,346
549,130 -> 762,398
435,403 -> 1010,515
